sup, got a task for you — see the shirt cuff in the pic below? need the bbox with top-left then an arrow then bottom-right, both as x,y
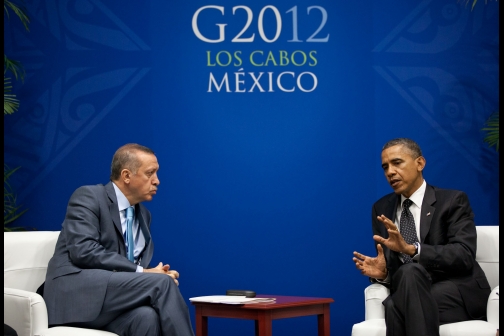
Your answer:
374,272 -> 390,284
136,265 -> 144,272
413,243 -> 421,261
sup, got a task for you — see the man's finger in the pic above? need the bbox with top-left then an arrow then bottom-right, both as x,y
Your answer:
373,235 -> 385,243
168,270 -> 180,278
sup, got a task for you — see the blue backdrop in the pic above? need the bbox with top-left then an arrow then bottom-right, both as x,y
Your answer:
4,1 -> 499,335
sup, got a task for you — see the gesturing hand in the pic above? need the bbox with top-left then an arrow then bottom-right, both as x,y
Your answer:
144,262 -> 180,286
373,215 -> 414,255
353,244 -> 387,280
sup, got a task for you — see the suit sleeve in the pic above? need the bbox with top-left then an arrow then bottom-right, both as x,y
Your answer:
63,186 -> 137,272
418,191 -> 476,275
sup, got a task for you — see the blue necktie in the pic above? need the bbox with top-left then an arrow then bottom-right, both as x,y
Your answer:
125,206 -> 135,262
399,199 -> 419,264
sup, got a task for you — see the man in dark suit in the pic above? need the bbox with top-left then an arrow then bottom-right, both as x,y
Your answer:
43,143 -> 194,336
353,138 -> 490,336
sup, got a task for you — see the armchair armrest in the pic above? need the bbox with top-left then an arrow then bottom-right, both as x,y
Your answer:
4,287 -> 49,336
364,284 -> 390,320
362,283 -> 499,326
487,285 -> 499,328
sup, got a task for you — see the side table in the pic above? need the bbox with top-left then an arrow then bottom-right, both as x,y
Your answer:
192,294 -> 334,336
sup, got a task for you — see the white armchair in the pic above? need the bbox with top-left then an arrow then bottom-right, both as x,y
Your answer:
352,225 -> 499,336
4,231 -> 118,336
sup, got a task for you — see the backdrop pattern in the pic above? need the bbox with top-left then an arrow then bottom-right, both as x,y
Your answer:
4,1 -> 499,335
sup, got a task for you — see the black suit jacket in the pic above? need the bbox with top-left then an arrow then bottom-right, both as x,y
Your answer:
44,182 -> 154,325
371,184 -> 491,320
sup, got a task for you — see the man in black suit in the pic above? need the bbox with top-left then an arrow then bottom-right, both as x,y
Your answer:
43,143 -> 194,336
353,138 -> 490,336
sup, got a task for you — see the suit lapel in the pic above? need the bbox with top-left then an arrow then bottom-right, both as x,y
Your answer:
105,182 -> 123,240
137,205 -> 152,246
136,204 -> 154,268
388,194 -> 400,223
420,184 -> 436,243
384,194 -> 400,262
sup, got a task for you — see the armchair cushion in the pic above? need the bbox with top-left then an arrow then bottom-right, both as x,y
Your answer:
486,286 -> 499,328
439,321 -> 499,336
39,327 -> 118,336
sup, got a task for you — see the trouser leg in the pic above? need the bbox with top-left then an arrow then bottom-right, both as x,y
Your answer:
384,263 -> 439,336
70,272 -> 194,336
4,324 -> 18,336
103,306 -> 161,336
431,280 -> 470,325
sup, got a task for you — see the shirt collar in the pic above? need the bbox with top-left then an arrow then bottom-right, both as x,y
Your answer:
112,182 -> 132,212
401,179 -> 426,208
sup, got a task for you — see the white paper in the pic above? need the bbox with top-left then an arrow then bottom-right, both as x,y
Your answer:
189,295 -> 276,304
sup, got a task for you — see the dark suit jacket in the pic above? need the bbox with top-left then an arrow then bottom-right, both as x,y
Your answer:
371,184 -> 491,320
44,182 -> 154,325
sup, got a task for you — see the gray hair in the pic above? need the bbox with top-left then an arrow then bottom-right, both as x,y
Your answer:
110,144 -> 155,181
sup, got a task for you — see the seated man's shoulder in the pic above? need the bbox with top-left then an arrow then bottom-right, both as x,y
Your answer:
71,183 -> 108,199
374,192 -> 397,207
75,183 -> 106,191
430,185 -> 467,198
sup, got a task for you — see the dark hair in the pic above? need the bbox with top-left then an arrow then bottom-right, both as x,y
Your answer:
382,138 -> 423,158
110,144 -> 155,181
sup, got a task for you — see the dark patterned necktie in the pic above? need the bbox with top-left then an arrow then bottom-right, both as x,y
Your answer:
399,199 -> 418,263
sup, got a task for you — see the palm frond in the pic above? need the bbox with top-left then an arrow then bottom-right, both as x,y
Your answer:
4,75 -> 19,114
4,55 -> 25,80
482,112 -> 499,152
4,0 -> 30,31
459,0 -> 496,11
4,164 -> 28,229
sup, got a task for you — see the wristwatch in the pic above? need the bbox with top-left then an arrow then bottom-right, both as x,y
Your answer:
411,242 -> 419,258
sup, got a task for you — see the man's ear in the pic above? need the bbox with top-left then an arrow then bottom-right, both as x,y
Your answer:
416,156 -> 426,171
121,169 -> 131,184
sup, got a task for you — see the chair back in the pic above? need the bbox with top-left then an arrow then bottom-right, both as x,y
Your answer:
4,231 -> 60,292
475,225 -> 499,289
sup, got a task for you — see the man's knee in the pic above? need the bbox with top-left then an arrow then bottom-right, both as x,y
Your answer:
104,306 -> 160,336
383,295 -> 393,309
144,273 -> 177,295
395,263 -> 430,280
159,273 -> 175,289
392,263 -> 432,293
134,306 -> 159,324
130,306 -> 160,334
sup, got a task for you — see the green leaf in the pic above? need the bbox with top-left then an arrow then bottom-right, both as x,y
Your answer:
4,0 -> 30,31
4,55 -> 25,81
4,164 -> 28,229
482,112 -> 499,152
4,75 -> 19,114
